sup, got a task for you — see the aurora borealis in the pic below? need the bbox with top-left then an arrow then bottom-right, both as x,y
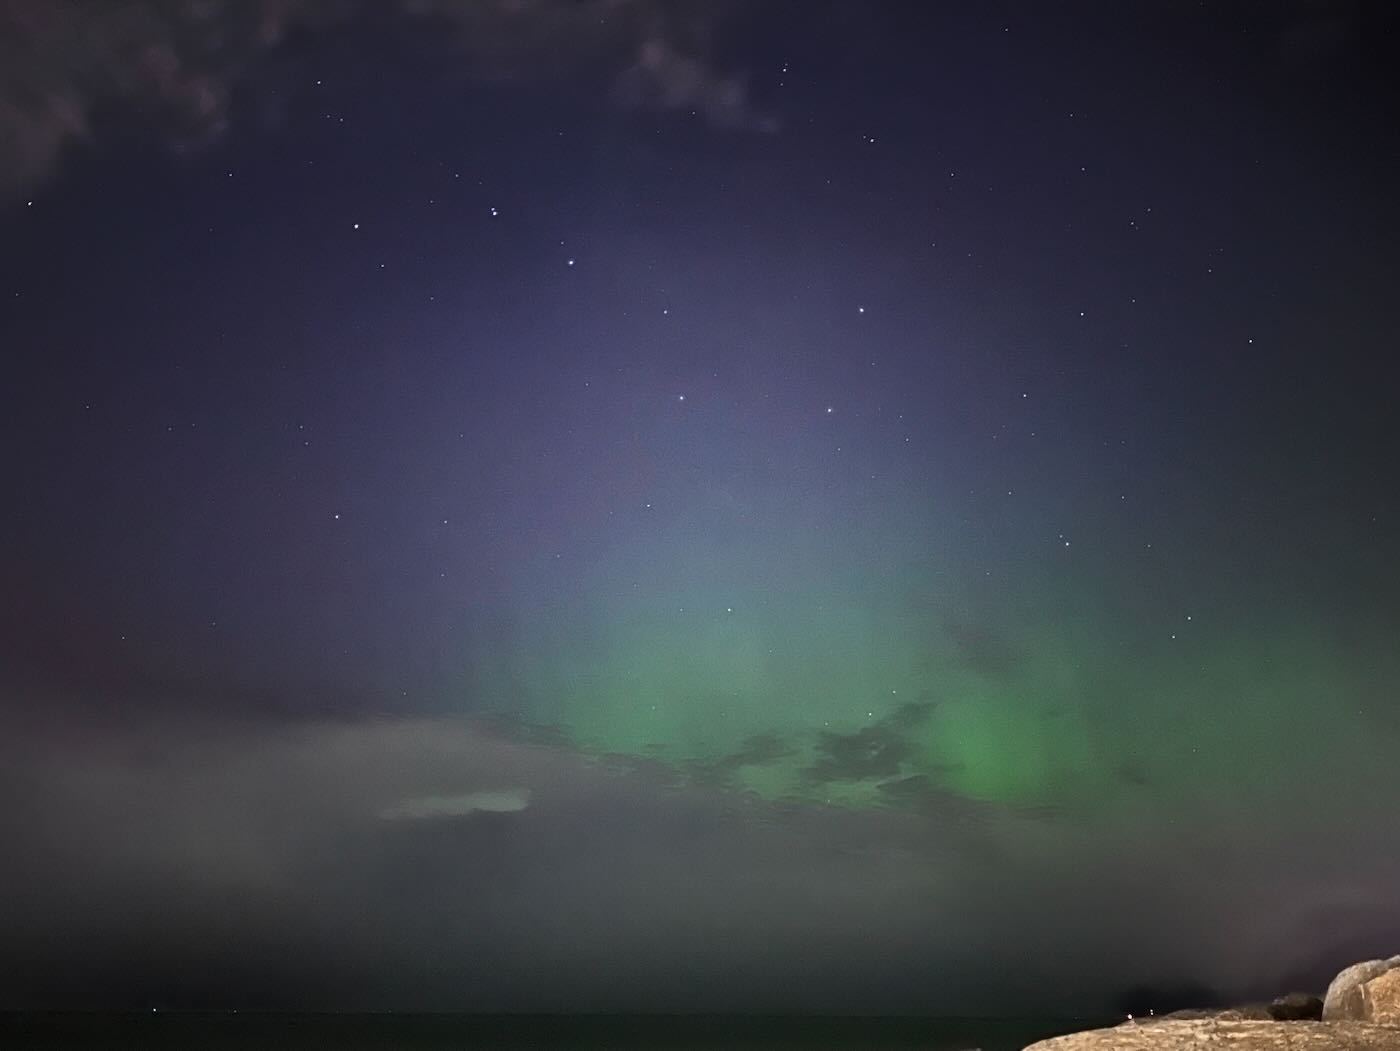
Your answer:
2,0 -> 1399,1019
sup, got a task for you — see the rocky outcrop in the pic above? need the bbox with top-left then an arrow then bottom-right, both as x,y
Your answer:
1325,958 -> 1400,1022
1153,1004 -> 1272,1022
1022,1019 -> 1400,1050
1271,993 -> 1326,1021
1023,958 -> 1400,1050
1138,994 -> 1321,1024
1355,969 -> 1400,1027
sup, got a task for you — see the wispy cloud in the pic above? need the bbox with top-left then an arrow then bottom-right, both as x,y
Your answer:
378,787 -> 531,820
0,0 -> 773,201
613,35 -> 777,133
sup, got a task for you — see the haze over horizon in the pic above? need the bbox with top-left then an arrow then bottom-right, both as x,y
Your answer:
3,0 -> 1398,1017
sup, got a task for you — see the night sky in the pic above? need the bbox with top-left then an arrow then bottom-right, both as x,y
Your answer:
3,0 -> 1399,1017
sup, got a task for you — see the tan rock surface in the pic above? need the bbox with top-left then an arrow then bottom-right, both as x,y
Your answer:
1022,1019 -> 1400,1050
1360,969 -> 1400,1027
1325,958 -> 1400,1021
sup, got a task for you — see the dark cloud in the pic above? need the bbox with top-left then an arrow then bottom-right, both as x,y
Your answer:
804,724 -> 908,782
886,698 -> 940,730
875,772 -> 964,810
718,731 -> 791,768
686,730 -> 793,785
869,773 -> 1046,844
0,0 -> 772,202
594,750 -> 689,788
802,702 -> 938,785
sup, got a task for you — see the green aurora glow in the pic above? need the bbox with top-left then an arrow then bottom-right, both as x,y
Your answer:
469,482 -> 1397,821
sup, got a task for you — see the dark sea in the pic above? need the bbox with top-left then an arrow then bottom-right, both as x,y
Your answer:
0,1013 -> 1113,1051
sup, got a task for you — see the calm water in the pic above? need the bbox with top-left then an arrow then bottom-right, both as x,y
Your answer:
0,1013 -> 1112,1051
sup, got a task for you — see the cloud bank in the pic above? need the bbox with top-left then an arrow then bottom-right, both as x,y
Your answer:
4,707 -> 1399,1012
0,0 -> 772,201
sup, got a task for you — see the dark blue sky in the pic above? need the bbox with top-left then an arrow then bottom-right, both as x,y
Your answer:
2,0 -> 1398,1015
